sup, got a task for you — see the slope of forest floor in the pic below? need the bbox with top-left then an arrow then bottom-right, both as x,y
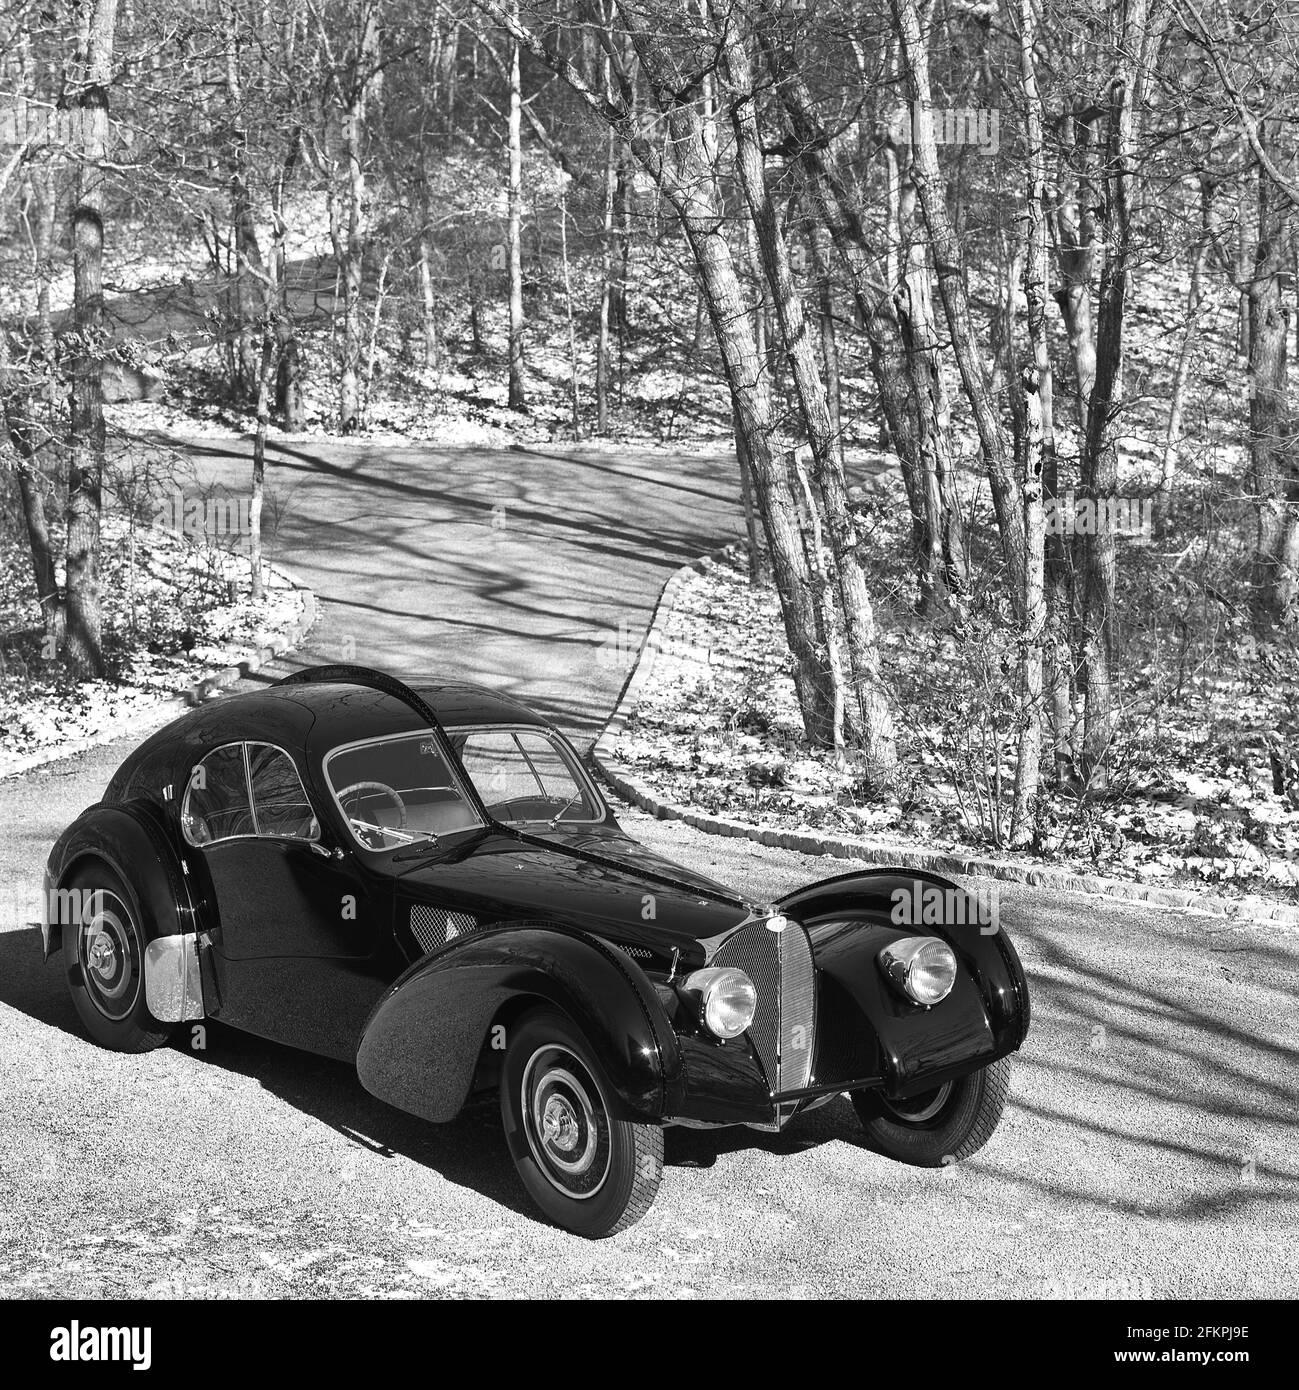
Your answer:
609,548 -> 1299,900
0,519 -> 304,767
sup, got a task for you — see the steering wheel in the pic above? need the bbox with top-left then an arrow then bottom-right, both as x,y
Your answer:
338,781 -> 407,848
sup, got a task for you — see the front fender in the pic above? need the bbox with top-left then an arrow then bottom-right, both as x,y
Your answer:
779,868 -> 1031,1095
356,924 -> 682,1125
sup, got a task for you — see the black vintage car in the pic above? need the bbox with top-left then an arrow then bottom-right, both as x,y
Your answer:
43,665 -> 1030,1237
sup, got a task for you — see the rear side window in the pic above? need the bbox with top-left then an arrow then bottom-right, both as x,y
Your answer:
182,745 -> 253,845
182,743 -> 318,846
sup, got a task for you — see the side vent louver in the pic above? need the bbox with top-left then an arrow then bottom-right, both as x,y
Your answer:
410,904 -> 477,954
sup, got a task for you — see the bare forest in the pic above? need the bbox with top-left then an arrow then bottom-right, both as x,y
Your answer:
2,0 -> 1297,890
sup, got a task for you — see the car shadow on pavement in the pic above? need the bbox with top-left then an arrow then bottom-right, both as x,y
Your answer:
0,925 -> 85,1040
187,1019 -> 541,1222
0,926 -> 534,1224
664,1097 -> 865,1170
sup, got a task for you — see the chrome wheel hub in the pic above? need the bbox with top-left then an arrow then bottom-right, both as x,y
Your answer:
87,931 -> 118,979
77,892 -> 139,1022
522,1047 -> 612,1200
883,1080 -> 954,1124
542,1094 -> 580,1152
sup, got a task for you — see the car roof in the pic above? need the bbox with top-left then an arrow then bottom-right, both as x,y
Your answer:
105,679 -> 561,806
174,679 -> 553,756
299,680 -> 555,753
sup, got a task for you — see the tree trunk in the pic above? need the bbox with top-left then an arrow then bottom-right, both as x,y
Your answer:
2,146 -> 64,652
225,4 -> 263,404
1,346 -> 63,650
810,223 -> 842,461
273,126 -> 304,429
507,2 -> 526,410
732,398 -> 763,583
1052,107 -> 1099,436
1248,119 -> 1297,625
250,328 -> 275,601
1011,0 -> 1054,845
768,51 -> 965,607
417,131 -> 440,375
891,0 -> 1026,602
559,183 -> 581,438
596,108 -> 616,434
895,139 -> 967,612
65,0 -> 119,679
1155,176 -> 1214,533
720,14 -> 896,773
335,3 -> 379,434
1079,0 -> 1152,787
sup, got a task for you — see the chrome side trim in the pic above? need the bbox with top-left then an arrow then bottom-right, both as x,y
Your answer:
143,933 -> 204,1022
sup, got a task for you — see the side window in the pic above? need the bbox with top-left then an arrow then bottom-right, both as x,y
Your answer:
248,743 -> 319,841
182,745 -> 254,846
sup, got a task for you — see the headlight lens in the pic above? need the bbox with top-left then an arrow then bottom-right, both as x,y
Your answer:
683,966 -> 757,1038
878,936 -> 958,1005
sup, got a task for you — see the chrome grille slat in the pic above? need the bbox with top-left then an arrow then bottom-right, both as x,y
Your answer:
711,919 -> 815,1098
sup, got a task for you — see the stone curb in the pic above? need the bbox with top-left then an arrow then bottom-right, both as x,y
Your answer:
591,545 -> 1299,933
0,560 -> 318,782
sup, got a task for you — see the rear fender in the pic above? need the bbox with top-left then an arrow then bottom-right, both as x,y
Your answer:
356,923 -> 682,1124
45,802 -> 198,955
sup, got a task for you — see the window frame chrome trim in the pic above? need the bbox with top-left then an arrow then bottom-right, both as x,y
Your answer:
322,730 -> 487,851
180,740 -> 321,849
444,722 -> 608,826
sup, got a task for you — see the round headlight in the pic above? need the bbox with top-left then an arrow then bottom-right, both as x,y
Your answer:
683,966 -> 757,1039
878,936 -> 958,1005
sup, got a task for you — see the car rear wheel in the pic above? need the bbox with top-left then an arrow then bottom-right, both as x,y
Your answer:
500,1008 -> 662,1238
851,1056 -> 1011,1167
62,863 -> 174,1053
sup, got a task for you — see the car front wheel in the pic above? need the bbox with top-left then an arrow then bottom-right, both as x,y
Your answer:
851,1056 -> 1011,1167
62,863 -> 174,1053
500,1008 -> 663,1238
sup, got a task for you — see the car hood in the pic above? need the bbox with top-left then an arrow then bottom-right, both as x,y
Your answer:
395,824 -> 755,962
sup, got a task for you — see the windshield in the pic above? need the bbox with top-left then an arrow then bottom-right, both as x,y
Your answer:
324,733 -> 481,851
449,726 -> 601,826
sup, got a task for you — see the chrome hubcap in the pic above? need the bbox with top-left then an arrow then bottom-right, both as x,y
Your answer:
522,1047 -> 611,1200
883,1080 -> 954,1124
77,892 -> 139,1022
87,931 -> 118,979
542,1094 -> 581,1152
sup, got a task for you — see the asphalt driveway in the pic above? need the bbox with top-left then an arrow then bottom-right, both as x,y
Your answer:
174,433 -> 745,737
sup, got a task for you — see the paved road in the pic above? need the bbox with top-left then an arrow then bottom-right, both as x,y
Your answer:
172,433 -> 746,738
0,435 -> 1295,1299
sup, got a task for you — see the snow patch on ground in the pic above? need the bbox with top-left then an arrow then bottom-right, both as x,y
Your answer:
0,516 -> 305,765
610,554 -> 1299,899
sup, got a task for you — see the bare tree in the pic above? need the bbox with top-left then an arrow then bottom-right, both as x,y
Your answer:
64,0 -> 121,678
1077,0 -> 1155,787
1011,0 -> 1055,843
892,0 -> 1027,600
506,0 -> 526,409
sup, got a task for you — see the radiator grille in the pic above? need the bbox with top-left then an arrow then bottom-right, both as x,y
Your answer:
710,918 -> 815,1095
410,904 -> 477,954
